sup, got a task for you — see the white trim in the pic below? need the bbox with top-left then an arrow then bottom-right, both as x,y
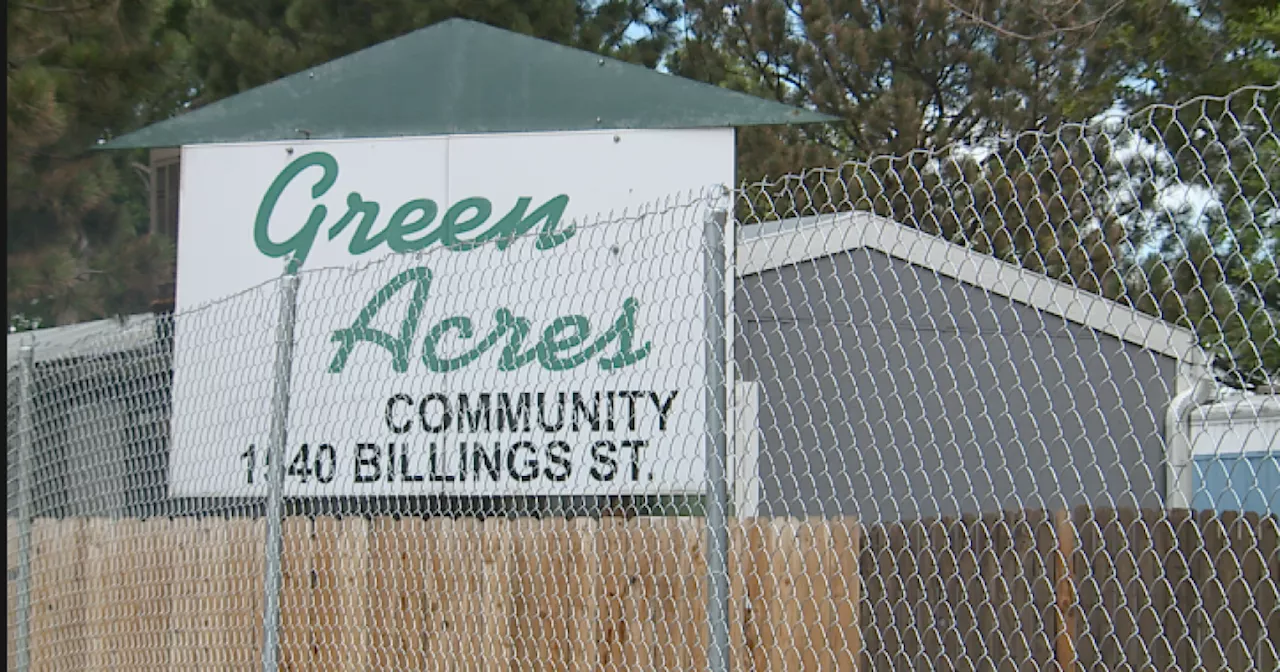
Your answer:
736,211 -> 1206,365
6,315 -> 158,367
730,380 -> 761,518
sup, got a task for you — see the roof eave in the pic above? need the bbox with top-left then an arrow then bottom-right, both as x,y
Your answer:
98,112 -> 839,151
737,211 -> 1205,364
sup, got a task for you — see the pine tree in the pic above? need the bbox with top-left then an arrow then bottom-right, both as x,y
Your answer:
7,0 -> 192,329
179,0 -> 682,108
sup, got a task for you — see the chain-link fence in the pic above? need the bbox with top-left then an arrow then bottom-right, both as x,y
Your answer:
7,84 -> 1278,670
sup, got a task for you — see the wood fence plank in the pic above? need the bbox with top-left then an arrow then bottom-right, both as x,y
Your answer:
682,517 -> 709,672
1000,511 -> 1033,671
517,517 -> 540,672
637,518 -> 668,671
1258,514 -> 1279,671
66,517 -> 91,672
421,518 -> 453,672
83,518 -> 111,671
111,518 -> 143,669
366,516 -> 394,670
990,513 -> 1018,672
812,519 -> 836,672
135,518 -> 175,670
1100,506 -> 1126,669
166,517 -> 202,671
397,517 -> 430,672
829,518 -> 861,672
1200,510 -> 1229,670
112,518 -> 137,670
463,516 -> 490,672
507,518 -> 531,672
543,517 -> 576,672
480,517 -> 514,672
1073,507 -> 1104,669
770,518 -> 803,672
936,517 -> 964,672
812,518 -> 838,672
26,519 -> 45,672
597,516 -> 630,670
953,515 -> 982,672
885,521 -> 911,670
1138,509 -> 1171,669
508,517 -> 544,671
976,514 -> 999,672
570,518 -> 601,672
281,516 -> 315,672
799,519 -> 829,672
1017,510 -> 1051,671
634,518 -> 667,671
311,516 -> 339,670
206,517 -> 232,671
755,518 -> 779,672
728,520 -> 750,672
1224,511 -> 1252,670
461,517 -> 489,672
1028,511 -> 1055,671
339,517 -> 371,672
1052,509 -> 1077,672
912,519 -> 942,672
1172,508 -> 1203,669
899,520 -> 925,670
1114,508 -> 1144,671
229,518 -> 265,669
1150,509 -> 1179,670
863,522 -> 891,672
745,519 -> 769,672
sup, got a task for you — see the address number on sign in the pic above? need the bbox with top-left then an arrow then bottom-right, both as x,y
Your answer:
240,444 -> 337,485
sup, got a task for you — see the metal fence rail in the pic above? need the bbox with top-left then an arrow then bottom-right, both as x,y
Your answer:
7,83 -> 1278,670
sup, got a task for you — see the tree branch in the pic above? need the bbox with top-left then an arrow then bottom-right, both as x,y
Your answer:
945,0 -> 1126,41
9,1 -> 108,13
7,39 -> 68,68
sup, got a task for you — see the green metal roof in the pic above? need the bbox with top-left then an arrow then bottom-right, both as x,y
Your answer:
103,19 -> 836,149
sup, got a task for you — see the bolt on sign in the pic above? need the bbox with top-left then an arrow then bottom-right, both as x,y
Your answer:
167,131 -> 730,497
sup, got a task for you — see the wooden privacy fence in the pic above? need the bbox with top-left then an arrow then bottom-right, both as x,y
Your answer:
6,508 -> 1279,671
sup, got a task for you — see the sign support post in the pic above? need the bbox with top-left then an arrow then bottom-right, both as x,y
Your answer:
703,208 -> 730,672
15,346 -> 36,672
261,261 -> 299,672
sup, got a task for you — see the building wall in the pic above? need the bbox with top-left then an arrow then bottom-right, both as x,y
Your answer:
734,248 -> 1178,524
6,351 -> 172,519
1190,398 -> 1280,515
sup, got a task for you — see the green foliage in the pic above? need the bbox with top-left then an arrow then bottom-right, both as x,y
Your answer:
1122,88 -> 1280,389
677,0 -> 1163,180
7,0 -> 191,329
179,0 -> 681,108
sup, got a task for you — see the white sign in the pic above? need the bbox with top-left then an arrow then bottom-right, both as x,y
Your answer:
167,129 -> 731,497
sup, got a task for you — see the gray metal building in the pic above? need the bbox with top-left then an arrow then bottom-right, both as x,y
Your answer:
730,212 -> 1212,524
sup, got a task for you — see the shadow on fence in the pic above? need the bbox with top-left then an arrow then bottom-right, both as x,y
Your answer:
7,507 -> 1279,670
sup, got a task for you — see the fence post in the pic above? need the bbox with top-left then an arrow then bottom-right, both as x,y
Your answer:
261,261 -> 300,672
704,207 -> 730,672
14,345 -> 36,672
1054,508 -> 1077,672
